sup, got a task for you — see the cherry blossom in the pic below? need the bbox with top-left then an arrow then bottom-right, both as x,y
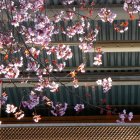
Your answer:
36,68 -> 47,76
22,92 -> 40,109
51,103 -> 68,116
98,8 -> 117,23
6,104 -> 17,114
46,64 -> 53,73
63,11 -> 75,20
74,104 -> 84,112
25,47 -> 40,59
54,11 -> 75,22
102,77 -> 112,93
96,79 -> 102,85
77,63 -> 86,73
33,114 -> 41,122
56,44 -> 73,60
55,62 -> 66,72
35,78 -> 59,93
42,96 -> 53,106
116,109 -> 133,123
79,28 -> 99,52
26,61 -> 40,71
128,112 -> 133,121
24,15 -> 54,48
54,11 -> 65,23
73,78 -> 79,88
5,66 -> 20,79
14,110 -> 25,120
0,92 -> 8,105
123,0 -> 140,14
63,19 -> 85,38
0,32 -> 16,48
93,54 -> 102,66
49,82 -> 59,92
114,21 -> 129,33
96,77 -> 112,93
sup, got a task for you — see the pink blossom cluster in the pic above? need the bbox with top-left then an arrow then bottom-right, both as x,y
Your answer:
10,0 -> 44,27
6,105 -> 25,120
0,33 -> 16,48
93,54 -> 102,66
79,28 -> 99,52
96,77 -> 112,93
6,104 -> 17,113
22,91 -> 40,109
54,11 -> 75,22
42,62 -> 66,73
56,44 -> 73,60
51,103 -> 68,116
123,0 -> 140,14
74,104 -> 84,112
26,61 -> 40,71
35,78 -> 59,93
116,109 -> 133,123
24,15 -> 54,47
0,57 -> 23,78
0,0 -> 13,12
47,45 -> 73,60
98,8 -> 117,23
63,18 -> 85,38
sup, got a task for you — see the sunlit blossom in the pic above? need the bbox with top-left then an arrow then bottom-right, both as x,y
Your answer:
49,82 -> 59,92
14,110 -> 25,120
96,77 -> 112,93
33,114 -> 41,122
96,79 -> 102,85
93,54 -> 102,66
123,0 -> 140,14
56,44 -> 73,60
98,8 -> 117,23
6,104 -> 17,114
73,78 -> 79,88
63,20 -> 85,38
77,63 -> 85,73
